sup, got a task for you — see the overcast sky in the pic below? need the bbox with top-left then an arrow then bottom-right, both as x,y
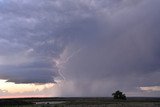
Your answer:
0,0 -> 160,97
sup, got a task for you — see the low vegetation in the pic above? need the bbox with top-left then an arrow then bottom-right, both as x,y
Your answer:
0,99 -> 33,106
112,90 -> 126,100
0,97 -> 159,107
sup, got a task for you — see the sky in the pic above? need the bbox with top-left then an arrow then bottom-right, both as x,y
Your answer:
0,0 -> 160,98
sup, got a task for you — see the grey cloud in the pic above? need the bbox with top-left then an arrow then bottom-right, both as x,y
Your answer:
0,0 -> 105,84
0,59 -> 58,83
0,0 -> 160,97
0,0 -> 73,83
55,0 -> 160,97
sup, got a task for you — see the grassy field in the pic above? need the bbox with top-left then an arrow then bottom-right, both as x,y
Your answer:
0,97 -> 160,107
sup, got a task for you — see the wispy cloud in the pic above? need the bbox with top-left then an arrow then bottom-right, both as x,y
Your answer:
140,86 -> 160,92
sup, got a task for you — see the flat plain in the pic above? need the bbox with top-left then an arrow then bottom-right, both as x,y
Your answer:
0,97 -> 160,107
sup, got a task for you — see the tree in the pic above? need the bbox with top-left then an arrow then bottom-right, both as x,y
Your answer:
112,90 -> 126,100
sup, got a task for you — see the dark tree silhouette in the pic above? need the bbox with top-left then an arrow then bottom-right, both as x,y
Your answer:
112,90 -> 127,100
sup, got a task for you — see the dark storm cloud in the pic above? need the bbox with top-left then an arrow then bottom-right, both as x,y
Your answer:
0,0 -> 160,96
0,0 -> 106,84
55,0 -> 160,97
0,0 -> 73,83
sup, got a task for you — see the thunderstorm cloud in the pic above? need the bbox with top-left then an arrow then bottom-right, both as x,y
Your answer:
0,0 -> 160,97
